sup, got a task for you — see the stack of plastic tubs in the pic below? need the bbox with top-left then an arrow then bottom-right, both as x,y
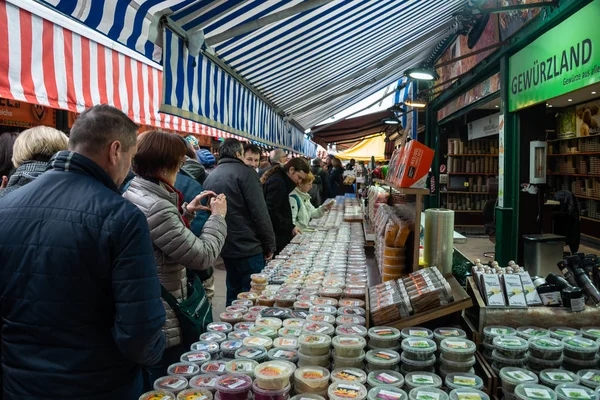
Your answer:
399,338 -> 437,376
491,335 -> 528,375
526,337 -> 564,374
561,337 -> 600,373
499,367 -> 538,400
481,326 -> 516,363
438,338 -> 477,379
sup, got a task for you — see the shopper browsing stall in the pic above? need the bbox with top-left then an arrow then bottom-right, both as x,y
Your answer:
289,172 -> 334,231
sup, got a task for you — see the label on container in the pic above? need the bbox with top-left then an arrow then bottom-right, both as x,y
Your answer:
560,388 -> 591,399
453,376 -> 476,386
161,377 -> 186,390
571,297 -> 585,312
505,371 -> 534,382
497,338 -> 523,347
554,329 -> 577,337
407,339 -> 432,349
446,341 -> 468,349
259,364 -> 284,377
545,371 -> 574,382
338,337 -> 360,345
247,337 -> 269,346
223,341 -> 242,349
373,351 -> 396,360
202,333 -> 222,341
534,339 -> 560,348
333,384 -> 361,398
304,335 -> 327,344
373,328 -> 395,336
219,375 -> 248,389
253,328 -> 272,335
582,371 -> 600,382
204,363 -> 226,373
302,369 -> 325,379
456,393 -> 481,400
279,338 -> 298,346
375,373 -> 399,384
409,329 -> 429,337
187,353 -> 209,362
565,337 -> 593,347
194,376 -> 217,387
488,327 -> 510,335
286,320 -> 304,327
438,329 -> 460,336
524,388 -> 552,399
585,329 -> 600,337
335,370 -> 362,381
539,292 -> 562,306
232,331 -> 251,339
415,391 -> 439,400
173,365 -> 195,375
274,350 -> 295,359
231,362 -> 253,372
238,348 -> 262,358
376,389 -> 403,400
411,375 -> 435,384
209,324 -> 228,331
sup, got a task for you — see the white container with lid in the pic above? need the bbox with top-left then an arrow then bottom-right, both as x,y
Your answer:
154,376 -> 189,394
408,387 -> 448,400
297,350 -> 331,368
168,362 -> 201,378
562,336 -> 600,360
439,338 -> 477,362
298,334 -> 332,356
400,338 -> 437,361
368,327 -> 401,348
514,383 -> 557,400
555,383 -> 595,400
499,367 -> 538,395
539,369 -> 580,389
332,335 -> 366,357
254,360 -> 296,391
367,371 -> 404,388
330,368 -> 367,384
336,325 -> 368,338
273,336 -> 299,349
404,372 -> 443,391
294,366 -> 330,393
577,370 -> 600,389
365,349 -> 400,370
492,335 -> 529,359
367,386 -> 407,400
327,382 -> 368,400
225,359 -> 258,378
444,373 -> 484,391
400,327 -> 433,340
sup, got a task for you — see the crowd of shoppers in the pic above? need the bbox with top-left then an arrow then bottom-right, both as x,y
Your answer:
0,103 -> 348,399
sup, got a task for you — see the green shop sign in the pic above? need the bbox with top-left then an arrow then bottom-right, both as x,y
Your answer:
509,0 -> 600,112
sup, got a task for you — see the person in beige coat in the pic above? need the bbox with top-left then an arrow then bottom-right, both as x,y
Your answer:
123,130 -> 227,383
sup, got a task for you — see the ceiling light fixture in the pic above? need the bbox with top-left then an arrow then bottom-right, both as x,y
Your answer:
404,99 -> 428,108
382,117 -> 400,125
388,103 -> 407,113
568,99 -> 573,102
405,67 -> 439,81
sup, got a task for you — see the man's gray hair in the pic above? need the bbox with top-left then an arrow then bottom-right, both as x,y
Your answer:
219,138 -> 243,159
270,148 -> 286,164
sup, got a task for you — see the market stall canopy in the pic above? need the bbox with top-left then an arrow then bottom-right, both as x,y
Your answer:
36,0 -> 464,154
336,134 -> 386,162
310,110 -> 391,147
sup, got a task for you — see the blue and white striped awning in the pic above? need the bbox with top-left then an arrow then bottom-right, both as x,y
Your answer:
38,0 -> 465,153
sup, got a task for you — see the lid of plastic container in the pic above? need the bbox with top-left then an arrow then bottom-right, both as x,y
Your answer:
328,382 -> 368,400
400,352 -> 436,367
251,273 -> 269,282
260,308 -> 288,318
367,370 -> 404,386
207,322 -> 233,333
189,374 -> 219,390
177,388 -> 213,400
338,299 -> 366,308
549,327 -> 582,338
528,337 -> 564,352
273,337 -> 299,349
168,362 -> 201,377
294,301 -> 313,310
141,390 -> 177,400
298,333 -> 332,348
338,307 -> 366,316
289,394 -> 326,400
226,305 -> 249,313
517,326 -> 550,339
250,326 -> 277,337
256,317 -> 283,329
303,322 -> 335,335
555,383 -> 595,399
540,370 -> 580,386
499,367 -> 539,386
368,386 -> 407,400
331,368 -> 367,384
243,336 -> 272,348
492,335 -> 529,352
366,349 -> 401,364
201,361 -> 228,375
513,383 -> 557,400
337,315 -> 367,326
237,292 -> 258,300
250,306 -> 268,313
577,370 -> 600,388
309,305 -> 337,314
368,327 -> 401,341
336,324 -> 368,337
440,338 -> 477,354
220,340 -> 244,351
289,310 -> 309,319
483,326 -> 516,337
220,312 -> 244,321
232,299 -> 254,307
242,312 -> 258,322
278,328 -> 303,338
283,318 -> 306,327
200,332 -> 227,343
445,373 -> 484,389
191,341 -> 220,353
181,351 -> 211,365
407,387 -> 447,400
448,388 -> 489,400
254,360 -> 295,382
235,346 -> 268,360
306,313 -> 337,324
155,376 -> 189,392
226,359 -> 258,374
401,328 -> 433,340
215,374 -> 252,394
228,331 -> 251,340
294,366 -> 330,383
234,322 -> 255,331
333,335 -> 367,349
401,338 -> 437,353
268,348 -> 298,361
562,336 -> 600,353
581,327 -> 600,339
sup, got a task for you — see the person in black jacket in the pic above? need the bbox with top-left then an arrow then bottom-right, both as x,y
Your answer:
0,105 -> 166,399
203,139 -> 277,305
310,157 -> 330,206
262,158 -> 310,253
329,157 -> 344,198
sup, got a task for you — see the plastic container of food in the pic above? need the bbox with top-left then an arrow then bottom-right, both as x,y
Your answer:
328,382 -> 368,400
273,336 -> 299,349
267,348 -> 299,363
549,327 -> 582,340
336,315 -> 367,326
297,350 -> 331,368
294,366 -> 331,393
309,305 -> 337,315
483,326 -> 516,344
290,395 -> 325,400
252,381 -> 291,400
331,368 -> 367,384
283,318 -> 306,328
539,370 -> 580,389
235,322 -> 255,331
400,338 -> 437,361
274,295 -> 296,308
580,327 -> 600,341
448,388 -> 489,400
439,354 -> 475,373
243,335 -> 273,350
201,360 -> 228,375
294,301 -> 313,311
528,337 -> 564,360
235,346 -> 268,362
444,373 -> 484,391
208,322 -> 233,334
577,370 -> 600,389
258,295 -> 277,307
220,340 -> 244,359
251,273 -> 269,284
366,370 -> 404,388
332,335 -> 366,357
225,359 -> 258,378
562,337 -> 600,360
177,388 -> 213,400
306,313 -> 336,324
242,312 -> 259,322
332,350 -> 365,369
220,312 -> 244,324
251,306 -> 269,314
399,353 -> 436,373
298,334 -> 332,356
237,292 -> 258,302
189,375 -> 220,394
155,376 -> 189,394
368,327 -> 401,348
407,388 -> 447,400
338,299 -> 366,308
181,351 -> 211,366
367,386 -> 407,400
562,354 -> 600,373
303,322 -> 335,336
516,326 -> 550,340
365,349 -> 400,370
336,324 -> 368,338
232,300 -> 254,307
439,338 -> 477,361
526,354 -> 562,373
554,383 -> 595,400
200,332 -> 228,344
491,350 -> 527,367
168,362 -> 201,378
254,361 -> 296,390
499,367 -> 538,395
141,390 -> 177,400
337,307 -> 366,317
250,326 -> 278,339
214,374 -> 252,400
227,305 -> 249,314
228,331 -> 251,341
492,335 -> 529,358
319,287 -> 343,299
255,318 -> 283,330
514,383 -> 558,400
400,328 -> 433,340
191,341 -> 221,359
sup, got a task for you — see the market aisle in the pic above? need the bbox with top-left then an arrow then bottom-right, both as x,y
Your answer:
212,260 -> 227,320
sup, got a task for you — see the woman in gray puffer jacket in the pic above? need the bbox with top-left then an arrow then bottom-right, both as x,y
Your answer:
123,131 -> 227,383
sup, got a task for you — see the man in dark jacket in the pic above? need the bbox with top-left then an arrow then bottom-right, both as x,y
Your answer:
203,138 -> 276,305
310,157 -> 330,206
0,105 -> 166,400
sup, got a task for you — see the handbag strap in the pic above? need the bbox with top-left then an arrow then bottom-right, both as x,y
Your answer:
160,284 -> 180,309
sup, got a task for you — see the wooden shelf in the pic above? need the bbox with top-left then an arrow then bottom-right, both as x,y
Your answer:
547,132 -> 600,142
372,179 -> 429,195
448,172 -> 498,176
447,154 -> 499,157
441,191 -> 490,195
575,194 -> 600,201
547,172 -> 600,177
548,152 -> 600,156
581,216 -> 600,223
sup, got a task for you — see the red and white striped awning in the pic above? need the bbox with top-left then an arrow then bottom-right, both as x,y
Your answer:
0,0 -> 243,141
